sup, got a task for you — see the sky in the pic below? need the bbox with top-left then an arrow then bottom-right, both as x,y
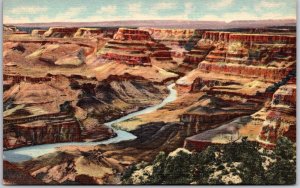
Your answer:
3,0 -> 296,24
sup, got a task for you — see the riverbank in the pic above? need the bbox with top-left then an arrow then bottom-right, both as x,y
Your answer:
3,83 -> 177,163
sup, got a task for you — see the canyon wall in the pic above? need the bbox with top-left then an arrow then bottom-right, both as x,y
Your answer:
202,31 -> 296,44
4,113 -> 82,149
43,27 -> 79,38
257,83 -> 296,145
99,28 -> 154,66
177,31 -> 296,91
31,29 -> 47,37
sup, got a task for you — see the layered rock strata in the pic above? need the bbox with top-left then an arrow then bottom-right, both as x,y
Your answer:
99,28 -> 155,66
31,29 -> 47,37
176,31 -> 296,92
4,113 -> 82,149
257,83 -> 296,145
43,27 -> 79,38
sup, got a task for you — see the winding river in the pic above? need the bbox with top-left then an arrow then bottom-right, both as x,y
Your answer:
3,83 -> 177,163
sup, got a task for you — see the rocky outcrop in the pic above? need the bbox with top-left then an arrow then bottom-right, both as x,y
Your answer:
202,31 -> 296,44
54,48 -> 85,66
184,116 -> 251,151
176,30 -> 296,93
76,73 -> 168,123
142,28 -> 203,42
199,61 -> 293,82
3,74 -> 117,149
26,43 -> 92,65
180,95 -> 260,135
179,41 -> 214,71
142,28 -> 203,65
257,83 -> 296,145
31,29 -> 47,37
17,149 -> 125,184
74,28 -> 103,38
101,52 -> 151,66
99,28 -> 155,66
4,113 -> 82,150
150,43 -> 173,61
3,160 -> 43,185
43,27 -> 78,38
114,28 -> 153,41
3,25 -> 19,34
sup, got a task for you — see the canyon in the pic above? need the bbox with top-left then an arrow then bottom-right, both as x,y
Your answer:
3,23 -> 296,185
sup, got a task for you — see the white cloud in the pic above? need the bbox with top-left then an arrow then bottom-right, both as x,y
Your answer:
200,11 -> 295,22
209,0 -> 234,10
255,1 -> 284,11
56,6 -> 86,19
6,6 -> 86,23
98,5 -> 117,14
9,6 -> 48,14
3,15 -> 31,23
128,3 -> 142,13
152,2 -> 177,11
120,1 -> 193,21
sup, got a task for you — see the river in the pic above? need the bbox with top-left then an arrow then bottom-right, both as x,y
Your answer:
3,83 -> 177,163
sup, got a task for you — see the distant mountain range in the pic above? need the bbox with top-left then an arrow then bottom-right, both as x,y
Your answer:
8,19 -> 296,29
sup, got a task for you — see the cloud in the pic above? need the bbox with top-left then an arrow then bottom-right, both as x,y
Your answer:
98,5 -> 117,14
9,6 -> 48,14
200,11 -> 295,22
255,1 -> 284,11
128,3 -> 142,13
120,1 -> 192,21
3,15 -> 31,23
209,0 -> 234,9
8,6 -> 87,23
152,2 -> 177,11
56,6 -> 86,19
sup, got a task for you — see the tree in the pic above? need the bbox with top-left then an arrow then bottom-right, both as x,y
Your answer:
265,137 -> 296,184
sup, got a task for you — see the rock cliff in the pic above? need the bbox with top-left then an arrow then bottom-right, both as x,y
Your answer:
43,27 -> 79,38
257,83 -> 296,145
177,31 -> 296,91
99,28 -> 154,66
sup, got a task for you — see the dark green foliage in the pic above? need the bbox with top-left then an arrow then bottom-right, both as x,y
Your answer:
149,151 -> 193,184
122,137 -> 296,185
121,164 -> 137,184
265,137 -> 296,184
266,69 -> 296,93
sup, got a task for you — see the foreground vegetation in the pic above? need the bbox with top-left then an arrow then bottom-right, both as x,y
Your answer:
122,137 -> 296,185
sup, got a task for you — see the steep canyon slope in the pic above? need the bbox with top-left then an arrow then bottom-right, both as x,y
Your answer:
3,25 -> 296,185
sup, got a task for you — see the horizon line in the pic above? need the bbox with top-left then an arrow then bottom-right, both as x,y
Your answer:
4,18 -> 296,25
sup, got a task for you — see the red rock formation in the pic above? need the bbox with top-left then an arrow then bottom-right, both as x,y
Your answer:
142,28 -> 203,41
150,43 -> 173,61
184,116 -> 251,151
43,27 -> 78,38
202,31 -> 231,42
184,139 -> 213,151
199,61 -> 292,82
202,31 -> 295,44
229,34 -> 296,44
4,114 -> 82,149
3,160 -> 44,185
179,42 -> 214,71
74,28 -> 103,38
113,28 -> 152,41
257,84 -> 296,145
3,74 -> 52,84
100,28 -> 154,66
31,29 -> 47,36
101,52 -> 151,66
